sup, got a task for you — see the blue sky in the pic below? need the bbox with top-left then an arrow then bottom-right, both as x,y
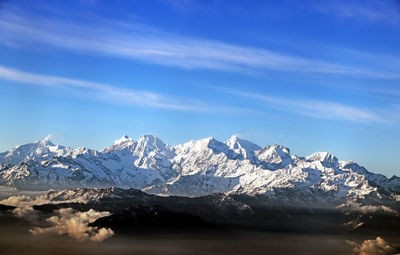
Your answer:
0,0 -> 399,176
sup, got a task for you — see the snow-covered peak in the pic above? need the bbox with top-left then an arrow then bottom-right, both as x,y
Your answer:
225,134 -> 239,146
255,144 -> 292,166
0,136 -> 67,165
225,135 -> 261,151
307,152 -> 338,166
225,135 -> 261,160
36,134 -> 55,146
195,136 -> 216,145
113,135 -> 135,149
137,134 -> 165,148
174,137 -> 228,155
135,134 -> 172,156
70,146 -> 98,156
101,135 -> 136,153
1,134 -> 398,204
207,137 -> 227,152
114,135 -> 133,145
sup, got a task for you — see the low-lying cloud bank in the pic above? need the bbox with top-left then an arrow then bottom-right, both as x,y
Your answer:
349,237 -> 400,255
30,208 -> 114,242
0,194 -> 87,221
0,194 -> 113,242
0,195 -> 51,222
338,201 -> 398,214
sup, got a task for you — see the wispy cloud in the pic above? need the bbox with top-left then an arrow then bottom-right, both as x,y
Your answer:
0,4 -> 399,79
313,0 -> 400,25
0,64 -> 254,113
0,64 -> 383,122
220,89 -> 381,122
160,0 -> 196,11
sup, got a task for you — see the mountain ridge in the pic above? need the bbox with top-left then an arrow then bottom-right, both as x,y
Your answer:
0,134 -> 399,208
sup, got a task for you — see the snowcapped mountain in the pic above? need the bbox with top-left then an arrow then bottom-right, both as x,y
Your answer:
0,134 -> 399,206
0,136 -> 71,165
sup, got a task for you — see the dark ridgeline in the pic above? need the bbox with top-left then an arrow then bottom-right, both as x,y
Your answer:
28,187 -> 400,237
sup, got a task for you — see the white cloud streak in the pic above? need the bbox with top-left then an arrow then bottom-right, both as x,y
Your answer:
222,89 -> 381,122
0,4 -> 399,79
313,0 -> 400,25
0,64 -> 254,113
0,64 -> 385,122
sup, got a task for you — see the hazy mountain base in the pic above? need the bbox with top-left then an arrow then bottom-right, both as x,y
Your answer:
2,186 -> 399,235
1,187 -> 399,255
0,221 -> 357,255
39,187 -> 400,235
0,211 -> 398,255
30,200 -> 399,237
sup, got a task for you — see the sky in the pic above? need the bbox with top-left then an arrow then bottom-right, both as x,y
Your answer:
0,0 -> 399,176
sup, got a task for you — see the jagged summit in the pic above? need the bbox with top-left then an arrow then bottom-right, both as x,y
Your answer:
114,135 -> 133,144
37,134 -> 55,146
225,134 -> 240,147
102,135 -> 135,153
0,135 -> 67,165
307,152 -> 338,166
224,135 -> 260,161
174,136 -> 219,154
225,135 -> 261,151
138,134 -> 166,147
255,144 -> 292,165
136,134 -> 170,154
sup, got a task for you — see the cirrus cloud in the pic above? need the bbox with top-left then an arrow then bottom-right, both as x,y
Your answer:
0,2 -> 399,79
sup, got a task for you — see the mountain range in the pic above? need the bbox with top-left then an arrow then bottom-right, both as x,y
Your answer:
0,134 -> 399,208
